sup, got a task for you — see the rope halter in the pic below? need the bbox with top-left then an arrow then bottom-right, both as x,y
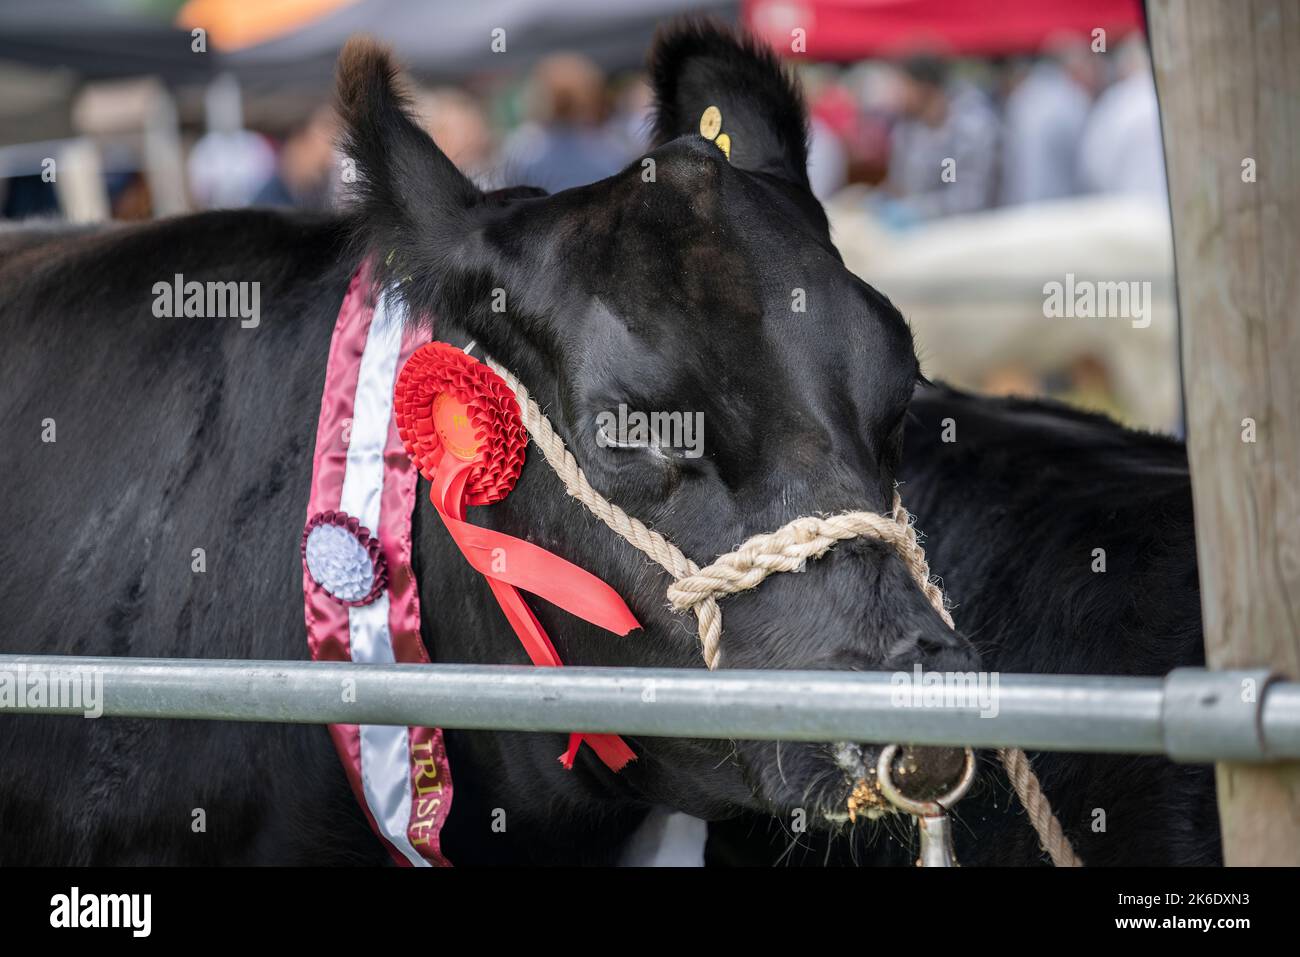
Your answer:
668,507 -> 957,666
482,354 -> 1081,867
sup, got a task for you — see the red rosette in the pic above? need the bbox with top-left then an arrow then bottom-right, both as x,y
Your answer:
301,510 -> 389,607
394,342 -> 527,506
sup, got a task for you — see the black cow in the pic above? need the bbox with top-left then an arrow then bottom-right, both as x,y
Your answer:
0,23 -> 981,865
709,385 -> 1219,866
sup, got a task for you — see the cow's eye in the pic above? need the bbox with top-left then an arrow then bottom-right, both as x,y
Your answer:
593,411 -> 704,464
596,422 -> 647,450
596,422 -> 678,468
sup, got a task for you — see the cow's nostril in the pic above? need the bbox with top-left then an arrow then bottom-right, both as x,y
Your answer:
888,627 -> 982,674
923,642 -> 983,674
919,627 -> 965,652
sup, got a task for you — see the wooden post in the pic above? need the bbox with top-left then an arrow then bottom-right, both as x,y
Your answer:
1149,0 -> 1300,865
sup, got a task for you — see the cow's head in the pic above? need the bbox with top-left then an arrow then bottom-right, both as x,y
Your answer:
337,22 -> 979,829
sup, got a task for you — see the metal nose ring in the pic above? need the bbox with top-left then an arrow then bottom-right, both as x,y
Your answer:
876,744 -> 977,816
877,745 -> 977,867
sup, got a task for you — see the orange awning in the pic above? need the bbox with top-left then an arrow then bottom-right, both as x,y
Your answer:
177,0 -> 358,51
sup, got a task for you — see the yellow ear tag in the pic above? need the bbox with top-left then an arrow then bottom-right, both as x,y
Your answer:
715,133 -> 732,160
699,105 -> 722,141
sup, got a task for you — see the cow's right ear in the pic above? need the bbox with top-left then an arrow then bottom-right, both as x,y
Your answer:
648,19 -> 811,190
335,37 -> 486,321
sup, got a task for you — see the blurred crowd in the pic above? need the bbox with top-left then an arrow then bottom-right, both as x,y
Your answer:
252,34 -> 1162,221
2,32 -> 1163,221
840,35 -> 1165,223
174,53 -> 653,213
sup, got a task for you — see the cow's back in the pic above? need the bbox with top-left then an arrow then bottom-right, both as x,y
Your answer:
897,386 -> 1216,866
0,210 -> 384,863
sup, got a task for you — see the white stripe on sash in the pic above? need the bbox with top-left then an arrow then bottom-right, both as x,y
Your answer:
339,292 -> 428,867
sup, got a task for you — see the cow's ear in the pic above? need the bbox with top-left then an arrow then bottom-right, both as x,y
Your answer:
649,19 -> 810,189
335,37 -> 485,320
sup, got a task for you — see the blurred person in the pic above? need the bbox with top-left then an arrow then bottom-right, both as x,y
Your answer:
108,171 -> 153,221
411,87 -> 494,182
1078,38 -> 1167,199
187,128 -> 276,209
188,75 -> 277,210
981,362 -> 1043,398
604,76 -> 654,159
808,116 -> 849,201
1000,39 -> 1099,204
879,54 -> 1000,223
804,73 -> 854,200
501,53 -> 630,191
1056,354 -> 1126,422
840,63 -> 898,188
254,105 -> 341,210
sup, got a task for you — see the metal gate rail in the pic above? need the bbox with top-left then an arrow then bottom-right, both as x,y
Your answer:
1,655 -> 1297,762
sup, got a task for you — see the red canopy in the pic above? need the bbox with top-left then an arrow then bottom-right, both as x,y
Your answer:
744,0 -> 1146,60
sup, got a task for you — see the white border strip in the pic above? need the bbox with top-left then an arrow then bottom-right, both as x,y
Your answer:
338,291 -> 428,868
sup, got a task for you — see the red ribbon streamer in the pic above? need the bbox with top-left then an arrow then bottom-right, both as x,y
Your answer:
430,458 -> 638,772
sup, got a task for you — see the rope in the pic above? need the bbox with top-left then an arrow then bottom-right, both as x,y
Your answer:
484,356 -> 1081,867
997,746 -> 1081,867
667,502 -> 955,634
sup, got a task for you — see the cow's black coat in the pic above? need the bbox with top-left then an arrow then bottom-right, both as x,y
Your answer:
0,211 -> 381,863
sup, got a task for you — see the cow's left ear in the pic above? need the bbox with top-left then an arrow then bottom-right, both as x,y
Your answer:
649,19 -> 810,190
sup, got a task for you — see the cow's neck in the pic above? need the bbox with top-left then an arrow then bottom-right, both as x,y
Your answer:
411,476 -> 650,865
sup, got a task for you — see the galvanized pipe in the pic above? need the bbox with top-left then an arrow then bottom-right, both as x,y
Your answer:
1,655 -> 1298,762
